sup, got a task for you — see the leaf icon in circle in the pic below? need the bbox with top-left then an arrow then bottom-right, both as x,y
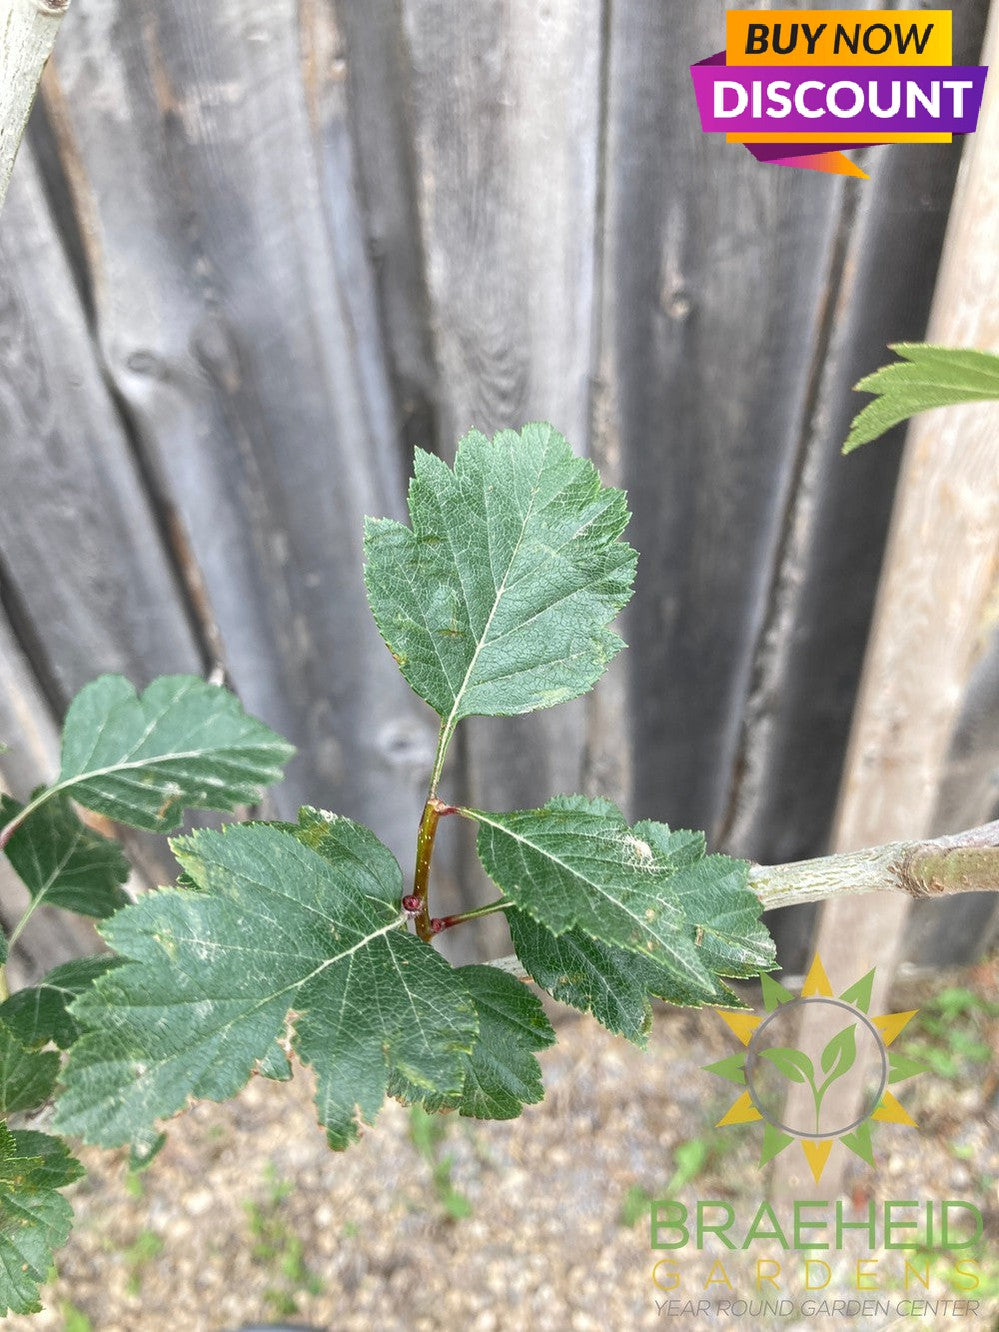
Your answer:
758,1047 -> 815,1085
820,1024 -> 857,1087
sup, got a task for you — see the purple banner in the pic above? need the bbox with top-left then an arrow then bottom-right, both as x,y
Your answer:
690,58 -> 987,136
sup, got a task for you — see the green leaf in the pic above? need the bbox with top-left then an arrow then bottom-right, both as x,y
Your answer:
0,1125 -> 83,1316
844,344 -> 999,452
364,424 -> 636,729
271,805 -> 403,905
0,957 -> 120,1050
394,965 -> 556,1119
470,796 -> 770,1001
0,1020 -> 60,1114
758,1047 -> 815,1085
632,821 -> 776,978
0,792 -> 130,920
48,675 -> 295,832
819,1024 -> 857,1085
508,911 -> 739,1046
54,822 -> 477,1151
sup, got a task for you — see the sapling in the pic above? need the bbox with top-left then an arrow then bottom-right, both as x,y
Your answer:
0,418 -> 995,1316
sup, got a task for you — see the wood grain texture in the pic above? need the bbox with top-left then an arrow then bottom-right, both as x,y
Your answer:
716,1 -> 991,973
0,143 -> 204,702
43,0 -> 440,874
780,0 -> 999,1198
398,0 -> 605,946
0,0 -> 992,977
331,0 -> 440,458
599,0 -> 849,844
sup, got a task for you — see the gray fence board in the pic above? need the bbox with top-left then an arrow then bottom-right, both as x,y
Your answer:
44,0 -> 441,874
0,146 -> 204,700
0,0 -> 993,974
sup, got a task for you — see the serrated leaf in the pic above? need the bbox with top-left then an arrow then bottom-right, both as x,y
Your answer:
844,343 -> 999,452
469,796 -> 744,1000
394,965 -> 556,1119
508,911 -> 740,1046
47,675 -> 294,832
0,1125 -> 82,1316
0,792 -> 130,920
271,805 -> 402,905
0,957 -> 120,1050
54,822 -> 477,1151
364,424 -> 636,730
0,1020 -> 60,1114
632,821 -> 776,978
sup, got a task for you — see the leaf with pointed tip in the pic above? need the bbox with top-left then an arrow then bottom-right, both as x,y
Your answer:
632,821 -> 776,978
393,965 -> 556,1119
54,822 -> 477,1151
0,793 -> 130,920
270,805 -> 402,905
508,911 -> 740,1046
364,424 -> 636,726
0,957 -> 120,1051
0,1125 -> 82,1316
469,796 -> 747,1001
47,674 -> 294,832
845,343 -> 999,452
0,1021 -> 60,1114
759,1047 -> 814,1085
819,1024 -> 857,1085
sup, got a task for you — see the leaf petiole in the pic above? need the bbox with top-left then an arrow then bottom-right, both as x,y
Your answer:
431,898 -> 511,933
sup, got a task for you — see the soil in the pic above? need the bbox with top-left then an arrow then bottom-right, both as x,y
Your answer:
8,960 -> 998,1332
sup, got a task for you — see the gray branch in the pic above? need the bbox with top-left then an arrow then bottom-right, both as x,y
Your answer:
0,0 -> 69,209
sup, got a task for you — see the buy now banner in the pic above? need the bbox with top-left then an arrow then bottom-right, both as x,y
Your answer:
690,10 -> 988,177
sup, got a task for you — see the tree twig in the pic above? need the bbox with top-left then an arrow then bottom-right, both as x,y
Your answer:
0,0 -> 70,210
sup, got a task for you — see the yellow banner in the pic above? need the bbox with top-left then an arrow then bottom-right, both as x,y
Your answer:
725,10 -> 952,66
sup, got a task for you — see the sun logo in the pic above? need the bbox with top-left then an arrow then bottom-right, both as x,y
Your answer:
705,956 -> 926,1183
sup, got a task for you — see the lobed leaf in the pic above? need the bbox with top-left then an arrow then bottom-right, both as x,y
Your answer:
844,343 -> 999,452
393,965 -> 556,1119
0,1125 -> 82,1316
507,913 -> 740,1046
364,424 -> 636,728
54,821 -> 477,1151
50,674 -> 295,832
0,792 -> 130,920
470,796 -> 773,1003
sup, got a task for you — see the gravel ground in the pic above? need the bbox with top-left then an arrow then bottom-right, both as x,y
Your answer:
9,962 -> 998,1332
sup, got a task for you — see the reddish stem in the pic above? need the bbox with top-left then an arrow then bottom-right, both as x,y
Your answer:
411,796 -> 457,941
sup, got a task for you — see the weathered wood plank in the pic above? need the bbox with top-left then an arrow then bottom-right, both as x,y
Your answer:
905,631 -> 999,965
716,0 -> 991,973
330,0 -> 440,457
599,0 -> 852,845
396,0 -> 604,948
43,0 -> 440,873
0,143 -> 204,703
780,0 -> 999,1198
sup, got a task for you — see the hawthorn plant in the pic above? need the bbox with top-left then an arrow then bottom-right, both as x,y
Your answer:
0,413 -> 995,1315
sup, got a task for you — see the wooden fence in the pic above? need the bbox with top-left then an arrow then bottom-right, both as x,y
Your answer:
0,0 -> 996,982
